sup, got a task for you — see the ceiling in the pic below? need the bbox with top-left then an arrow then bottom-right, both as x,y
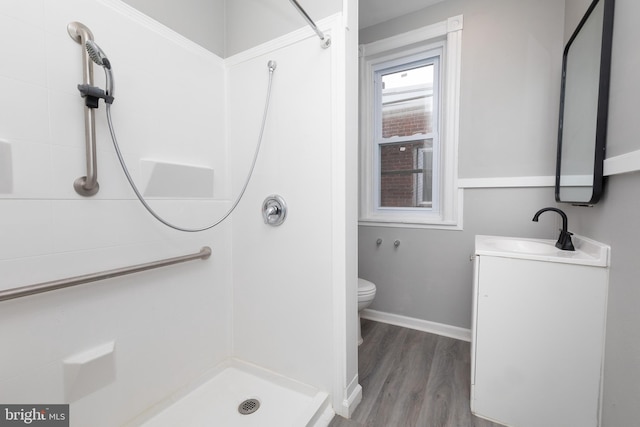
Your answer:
359,0 -> 446,29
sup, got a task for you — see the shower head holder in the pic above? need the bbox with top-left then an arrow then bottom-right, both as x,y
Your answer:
77,84 -> 114,108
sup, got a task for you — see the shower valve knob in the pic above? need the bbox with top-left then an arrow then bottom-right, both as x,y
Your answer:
262,195 -> 287,226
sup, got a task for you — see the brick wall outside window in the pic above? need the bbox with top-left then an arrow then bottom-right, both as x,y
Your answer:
380,106 -> 431,207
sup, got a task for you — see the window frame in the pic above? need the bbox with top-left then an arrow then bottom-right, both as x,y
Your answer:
359,16 -> 463,229
373,50 -> 442,214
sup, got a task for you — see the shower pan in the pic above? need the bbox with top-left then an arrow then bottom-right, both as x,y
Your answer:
132,361 -> 332,427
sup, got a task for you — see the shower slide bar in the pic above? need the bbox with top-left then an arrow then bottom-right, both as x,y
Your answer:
288,0 -> 331,48
68,21 -> 100,196
0,247 -> 212,302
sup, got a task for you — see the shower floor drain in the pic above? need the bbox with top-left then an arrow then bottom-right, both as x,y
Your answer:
238,398 -> 260,415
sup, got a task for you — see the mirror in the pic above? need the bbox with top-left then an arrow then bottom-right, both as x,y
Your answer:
556,0 -> 615,204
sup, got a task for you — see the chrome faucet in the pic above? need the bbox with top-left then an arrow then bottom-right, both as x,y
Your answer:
532,207 -> 575,251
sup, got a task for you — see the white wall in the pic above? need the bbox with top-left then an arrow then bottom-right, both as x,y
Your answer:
227,11 -> 360,415
0,1 -> 231,426
122,0 -> 225,56
358,0 -> 565,331
1,0 -> 360,422
228,35 -> 335,391
120,0 -> 343,58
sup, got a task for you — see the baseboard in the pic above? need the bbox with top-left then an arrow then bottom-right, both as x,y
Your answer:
361,309 -> 472,342
340,382 -> 362,419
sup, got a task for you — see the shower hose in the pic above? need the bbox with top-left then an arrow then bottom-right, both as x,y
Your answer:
104,62 -> 276,232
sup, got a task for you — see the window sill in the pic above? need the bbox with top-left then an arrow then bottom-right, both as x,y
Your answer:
358,217 -> 462,230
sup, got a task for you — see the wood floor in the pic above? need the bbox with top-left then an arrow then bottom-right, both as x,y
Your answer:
329,320 -> 505,427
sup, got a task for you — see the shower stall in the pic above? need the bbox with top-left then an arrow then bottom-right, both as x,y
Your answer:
0,0 -> 359,425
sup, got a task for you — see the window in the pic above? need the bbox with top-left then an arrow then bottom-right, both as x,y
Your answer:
359,16 -> 463,228
375,53 -> 440,210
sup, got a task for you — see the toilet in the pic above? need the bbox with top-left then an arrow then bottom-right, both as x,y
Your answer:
357,278 -> 377,345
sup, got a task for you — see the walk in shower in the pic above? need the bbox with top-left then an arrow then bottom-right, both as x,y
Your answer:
0,0 -> 359,426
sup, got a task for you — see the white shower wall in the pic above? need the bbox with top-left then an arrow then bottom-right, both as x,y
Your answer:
228,35 -> 335,391
1,0 -> 359,425
227,14 -> 360,415
0,1 -> 231,426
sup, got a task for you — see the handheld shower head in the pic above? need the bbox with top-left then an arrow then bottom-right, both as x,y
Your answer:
85,39 -> 110,69
84,39 -> 114,102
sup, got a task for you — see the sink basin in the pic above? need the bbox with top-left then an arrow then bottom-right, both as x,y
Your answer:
484,238 -> 559,255
475,235 -> 610,267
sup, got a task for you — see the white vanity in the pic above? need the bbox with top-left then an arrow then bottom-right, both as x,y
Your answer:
471,235 -> 610,427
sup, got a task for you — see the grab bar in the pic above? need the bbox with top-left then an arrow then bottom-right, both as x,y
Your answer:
68,21 -> 100,196
288,0 -> 331,48
0,247 -> 211,302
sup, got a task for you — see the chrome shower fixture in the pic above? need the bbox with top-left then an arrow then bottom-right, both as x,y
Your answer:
262,195 -> 287,226
83,39 -> 114,104
68,22 -> 115,197
288,0 -> 331,48
68,21 -> 100,196
85,39 -> 110,69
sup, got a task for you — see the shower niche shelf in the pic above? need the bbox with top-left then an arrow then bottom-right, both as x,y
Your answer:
141,159 -> 214,198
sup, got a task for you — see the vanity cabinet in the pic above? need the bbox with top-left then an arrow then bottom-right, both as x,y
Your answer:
471,235 -> 609,427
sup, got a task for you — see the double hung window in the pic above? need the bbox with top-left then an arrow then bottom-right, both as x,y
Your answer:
374,51 -> 440,211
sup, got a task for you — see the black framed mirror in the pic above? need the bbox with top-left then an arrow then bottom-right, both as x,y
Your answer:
556,0 -> 615,204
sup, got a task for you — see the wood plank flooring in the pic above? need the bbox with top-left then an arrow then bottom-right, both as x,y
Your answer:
329,320 -> 505,427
